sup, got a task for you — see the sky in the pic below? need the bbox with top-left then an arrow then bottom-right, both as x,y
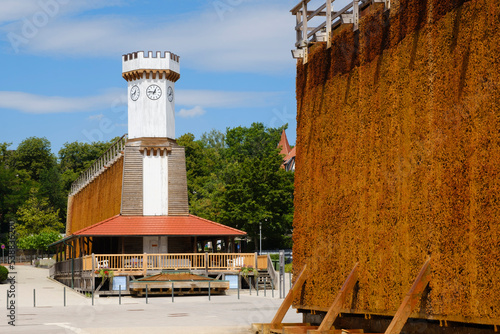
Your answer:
0,0 -> 307,154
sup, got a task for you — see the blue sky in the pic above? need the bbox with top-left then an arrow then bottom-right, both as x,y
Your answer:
0,0 -> 304,154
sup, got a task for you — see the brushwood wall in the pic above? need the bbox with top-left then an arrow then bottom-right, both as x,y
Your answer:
293,0 -> 500,324
66,157 -> 124,235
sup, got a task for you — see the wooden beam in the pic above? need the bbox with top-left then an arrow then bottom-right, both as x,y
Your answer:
270,264 -> 308,326
311,263 -> 359,333
384,257 -> 431,334
291,0 -> 311,14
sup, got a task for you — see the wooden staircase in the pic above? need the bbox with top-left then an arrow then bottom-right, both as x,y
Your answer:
256,270 -> 275,289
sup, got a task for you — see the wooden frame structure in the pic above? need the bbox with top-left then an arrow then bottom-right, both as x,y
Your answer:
254,259 -> 432,334
290,0 -> 389,62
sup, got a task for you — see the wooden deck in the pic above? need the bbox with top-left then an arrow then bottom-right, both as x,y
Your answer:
51,252 -> 275,295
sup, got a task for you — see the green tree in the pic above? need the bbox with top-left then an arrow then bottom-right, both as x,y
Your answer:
58,139 -> 118,193
17,231 -> 61,254
9,137 -> 56,182
39,165 -> 66,220
219,123 -> 294,249
179,123 -> 294,250
15,188 -> 64,238
178,132 -> 226,220
0,143 -> 35,233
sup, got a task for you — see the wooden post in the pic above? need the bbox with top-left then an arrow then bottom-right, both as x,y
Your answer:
326,0 -> 332,48
312,263 -> 359,333
302,1 -> 309,63
91,253 -> 95,294
205,252 -> 209,276
143,253 -> 147,276
302,1 -> 308,47
353,0 -> 359,31
271,264 -> 308,326
384,257 -> 432,334
295,4 -> 302,47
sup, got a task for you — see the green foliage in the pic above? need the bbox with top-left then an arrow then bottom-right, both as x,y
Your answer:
9,137 -> 56,182
0,143 -> 35,229
239,265 -> 258,277
17,231 -> 61,252
58,139 -> 115,193
94,268 -> 114,279
15,188 -> 63,238
180,123 -> 294,250
0,265 -> 8,281
0,136 -> 116,234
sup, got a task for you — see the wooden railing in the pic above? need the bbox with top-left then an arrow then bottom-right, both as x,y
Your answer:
51,257 -> 83,277
70,134 -> 128,195
291,0 -> 387,60
85,253 -> 264,273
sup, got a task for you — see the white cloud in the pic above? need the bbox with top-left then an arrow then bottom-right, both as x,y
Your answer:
0,0 -> 123,25
1,2 -> 297,74
0,90 -> 124,114
177,106 -> 206,118
0,89 -> 283,114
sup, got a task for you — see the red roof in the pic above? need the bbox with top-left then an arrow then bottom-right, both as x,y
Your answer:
284,146 -> 296,163
71,215 -> 247,237
278,129 -> 291,156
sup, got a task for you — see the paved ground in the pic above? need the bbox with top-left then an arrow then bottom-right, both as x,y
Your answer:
0,264 -> 301,333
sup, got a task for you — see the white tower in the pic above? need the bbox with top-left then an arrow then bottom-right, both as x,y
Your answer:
121,51 -> 186,217
122,51 -> 180,139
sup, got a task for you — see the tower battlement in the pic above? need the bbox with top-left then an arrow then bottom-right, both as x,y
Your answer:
122,51 -> 180,78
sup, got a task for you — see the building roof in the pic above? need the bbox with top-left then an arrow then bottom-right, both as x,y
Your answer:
70,215 -> 247,237
284,146 -> 296,164
278,129 -> 292,156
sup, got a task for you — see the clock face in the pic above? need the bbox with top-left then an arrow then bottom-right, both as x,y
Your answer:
146,85 -> 162,100
130,85 -> 140,101
167,86 -> 174,102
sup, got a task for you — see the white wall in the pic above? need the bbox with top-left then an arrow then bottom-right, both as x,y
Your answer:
128,79 -> 175,139
143,151 -> 168,215
143,236 -> 168,254
122,51 -> 180,75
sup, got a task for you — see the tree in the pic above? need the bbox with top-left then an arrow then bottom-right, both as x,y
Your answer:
9,137 -> 56,182
179,123 -> 295,250
0,143 -> 35,233
177,132 -> 226,219
58,139 -> 117,193
17,231 -> 61,255
15,188 -> 64,238
219,123 -> 294,249
39,165 -> 66,219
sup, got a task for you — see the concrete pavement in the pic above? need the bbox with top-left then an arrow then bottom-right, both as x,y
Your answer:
0,265 -> 302,333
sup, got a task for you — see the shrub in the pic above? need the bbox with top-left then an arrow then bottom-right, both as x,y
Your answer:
0,265 -> 8,282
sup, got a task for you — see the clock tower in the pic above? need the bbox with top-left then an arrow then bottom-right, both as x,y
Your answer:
121,51 -> 187,217
122,51 -> 180,139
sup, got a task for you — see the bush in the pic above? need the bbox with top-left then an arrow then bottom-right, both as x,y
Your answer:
0,265 -> 8,282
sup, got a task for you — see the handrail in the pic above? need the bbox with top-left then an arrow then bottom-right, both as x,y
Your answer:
69,134 -> 128,196
86,253 -> 258,273
266,254 -> 278,287
291,0 -> 378,59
